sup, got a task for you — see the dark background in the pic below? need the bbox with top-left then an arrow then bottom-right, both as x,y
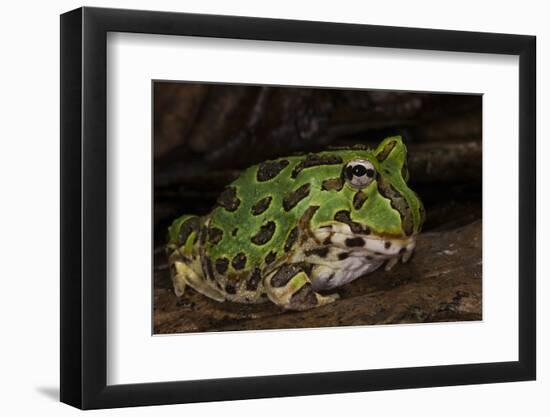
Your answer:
153,82 -> 482,334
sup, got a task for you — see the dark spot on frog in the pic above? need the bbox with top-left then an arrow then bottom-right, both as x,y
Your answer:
301,262 -> 314,275
298,205 -> 320,233
384,241 -> 392,249
366,255 -> 374,260
338,252 -> 349,260
291,154 -> 343,178
208,227 -> 223,245
199,226 -> 208,246
376,139 -> 396,161
283,183 -> 310,211
246,268 -> 262,291
334,210 -> 370,235
265,251 -> 277,265
270,264 -> 302,287
401,215 -> 414,236
215,257 -> 229,274
256,159 -> 289,182
345,237 -> 365,247
251,196 -> 273,215
205,257 -> 215,280
399,247 -> 406,254
289,283 -> 318,308
231,252 -> 247,270
284,227 -> 299,252
232,228 -> 238,237
176,216 -> 200,245
377,178 -> 414,236
304,247 -> 329,258
251,221 -> 276,245
217,186 -> 240,212
353,191 -> 368,210
225,282 -> 237,294
321,177 -> 344,191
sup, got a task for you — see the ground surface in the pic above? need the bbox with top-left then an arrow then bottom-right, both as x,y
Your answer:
153,220 -> 482,334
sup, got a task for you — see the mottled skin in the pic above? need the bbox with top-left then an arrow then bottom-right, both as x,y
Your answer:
167,136 -> 425,310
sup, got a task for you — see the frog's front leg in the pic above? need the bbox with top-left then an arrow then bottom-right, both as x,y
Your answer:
264,263 -> 339,311
170,257 -> 226,302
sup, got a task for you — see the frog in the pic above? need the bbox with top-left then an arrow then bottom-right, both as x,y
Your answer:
166,136 -> 425,311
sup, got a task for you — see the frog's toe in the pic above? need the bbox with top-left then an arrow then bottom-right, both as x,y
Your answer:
174,282 -> 186,297
170,261 -> 188,297
315,292 -> 340,306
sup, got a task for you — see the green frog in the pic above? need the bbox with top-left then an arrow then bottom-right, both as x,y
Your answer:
166,136 -> 424,311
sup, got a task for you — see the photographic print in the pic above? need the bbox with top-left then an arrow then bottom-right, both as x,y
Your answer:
153,82 -> 482,334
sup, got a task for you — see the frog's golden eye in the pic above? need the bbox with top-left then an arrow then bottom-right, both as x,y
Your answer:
344,159 -> 376,188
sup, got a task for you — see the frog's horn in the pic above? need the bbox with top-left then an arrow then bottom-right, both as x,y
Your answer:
374,136 -> 408,181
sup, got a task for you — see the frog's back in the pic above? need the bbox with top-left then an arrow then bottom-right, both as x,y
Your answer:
167,151 -> 353,304
205,152 -> 349,275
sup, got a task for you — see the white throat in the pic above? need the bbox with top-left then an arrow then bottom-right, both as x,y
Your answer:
306,223 -> 416,291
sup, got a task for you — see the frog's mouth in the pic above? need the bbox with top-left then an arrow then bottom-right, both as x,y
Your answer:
313,223 -> 416,264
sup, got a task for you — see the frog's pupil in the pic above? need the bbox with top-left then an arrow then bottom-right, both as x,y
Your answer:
352,165 -> 367,177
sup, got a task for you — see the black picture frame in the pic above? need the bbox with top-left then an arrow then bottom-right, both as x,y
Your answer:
60,6 -> 536,410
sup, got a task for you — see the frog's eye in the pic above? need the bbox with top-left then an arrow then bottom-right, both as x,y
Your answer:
344,159 -> 376,188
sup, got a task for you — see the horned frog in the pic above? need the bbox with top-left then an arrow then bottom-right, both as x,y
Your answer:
166,136 -> 424,311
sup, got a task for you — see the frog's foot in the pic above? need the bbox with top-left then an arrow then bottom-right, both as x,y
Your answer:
384,240 -> 415,270
264,264 -> 339,311
170,260 -> 225,302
